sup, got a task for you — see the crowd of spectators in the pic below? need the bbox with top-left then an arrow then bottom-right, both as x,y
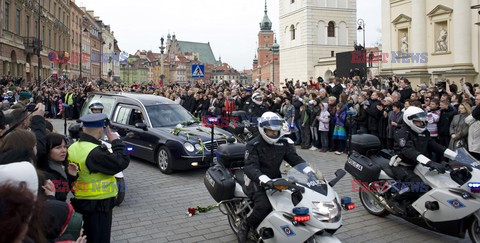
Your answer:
1,73 -> 480,242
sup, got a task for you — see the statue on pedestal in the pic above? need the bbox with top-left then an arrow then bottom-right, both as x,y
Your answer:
400,33 -> 408,53
436,27 -> 448,52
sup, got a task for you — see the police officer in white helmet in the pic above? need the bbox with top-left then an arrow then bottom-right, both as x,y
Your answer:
237,112 -> 312,243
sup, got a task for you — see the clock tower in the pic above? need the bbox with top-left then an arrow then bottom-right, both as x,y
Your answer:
253,0 -> 280,86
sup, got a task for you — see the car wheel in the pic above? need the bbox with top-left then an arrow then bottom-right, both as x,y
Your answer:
156,146 -> 173,174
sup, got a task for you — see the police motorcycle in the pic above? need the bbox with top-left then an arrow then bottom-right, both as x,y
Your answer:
67,108 -> 128,206
204,125 -> 349,242
345,132 -> 480,242
222,110 -> 254,144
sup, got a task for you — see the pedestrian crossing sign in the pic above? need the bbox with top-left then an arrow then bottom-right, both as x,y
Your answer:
192,64 -> 205,78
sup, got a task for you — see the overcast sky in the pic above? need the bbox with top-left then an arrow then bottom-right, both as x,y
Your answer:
77,0 -> 381,70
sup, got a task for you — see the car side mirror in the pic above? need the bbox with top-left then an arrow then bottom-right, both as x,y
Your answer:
135,123 -> 148,131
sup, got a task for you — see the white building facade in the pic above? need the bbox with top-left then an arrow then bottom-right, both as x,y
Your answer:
381,0 -> 480,85
279,0 -> 357,85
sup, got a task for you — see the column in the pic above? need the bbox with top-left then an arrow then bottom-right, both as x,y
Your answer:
411,0 -> 427,68
453,0 -> 472,65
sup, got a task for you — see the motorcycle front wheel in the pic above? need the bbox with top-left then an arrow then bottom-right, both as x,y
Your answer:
468,215 -> 480,243
359,190 -> 390,217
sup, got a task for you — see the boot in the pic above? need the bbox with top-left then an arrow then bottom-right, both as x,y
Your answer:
237,220 -> 248,243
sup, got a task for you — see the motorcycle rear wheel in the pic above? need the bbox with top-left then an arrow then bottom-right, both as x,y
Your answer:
468,215 -> 480,243
359,191 -> 390,217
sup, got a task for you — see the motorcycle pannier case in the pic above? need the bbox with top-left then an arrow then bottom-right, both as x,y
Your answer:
204,164 -> 235,202
345,151 -> 381,183
351,134 -> 381,155
215,143 -> 246,168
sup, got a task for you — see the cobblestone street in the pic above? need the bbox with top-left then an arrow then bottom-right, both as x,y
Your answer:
52,120 -> 469,243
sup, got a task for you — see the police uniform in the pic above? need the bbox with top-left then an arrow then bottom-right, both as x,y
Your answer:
392,124 -> 446,199
247,103 -> 269,138
243,135 -> 305,229
69,113 -> 130,243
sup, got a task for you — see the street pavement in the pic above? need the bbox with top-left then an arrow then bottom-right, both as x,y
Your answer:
51,119 -> 469,243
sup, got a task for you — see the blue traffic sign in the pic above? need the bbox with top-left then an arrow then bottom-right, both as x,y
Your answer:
192,64 -> 205,78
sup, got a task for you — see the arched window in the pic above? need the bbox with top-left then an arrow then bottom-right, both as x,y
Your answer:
290,25 -> 296,40
328,21 -> 335,37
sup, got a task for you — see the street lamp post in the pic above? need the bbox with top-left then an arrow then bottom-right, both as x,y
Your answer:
357,19 -> 366,49
36,0 -> 42,88
99,31 -> 104,82
159,37 -> 165,87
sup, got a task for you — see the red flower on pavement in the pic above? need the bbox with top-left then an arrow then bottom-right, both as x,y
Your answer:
187,207 -> 196,217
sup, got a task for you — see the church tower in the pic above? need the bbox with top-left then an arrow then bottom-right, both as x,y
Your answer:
279,0 -> 357,84
253,0 -> 280,86
257,1 -> 274,66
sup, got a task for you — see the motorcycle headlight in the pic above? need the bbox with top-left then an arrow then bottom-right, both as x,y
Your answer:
194,144 -> 203,151
184,142 -> 195,152
312,200 -> 341,222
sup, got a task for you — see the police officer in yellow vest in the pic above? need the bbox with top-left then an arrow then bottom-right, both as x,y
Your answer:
65,90 -> 75,119
68,113 -> 130,243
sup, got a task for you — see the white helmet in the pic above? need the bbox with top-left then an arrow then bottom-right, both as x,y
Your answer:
88,100 -> 104,114
252,92 -> 263,105
403,106 -> 428,134
258,112 -> 289,145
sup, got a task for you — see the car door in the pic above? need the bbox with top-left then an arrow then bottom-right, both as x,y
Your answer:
111,104 -> 155,161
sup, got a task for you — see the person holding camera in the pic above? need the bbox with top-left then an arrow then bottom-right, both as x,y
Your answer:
68,113 -> 130,243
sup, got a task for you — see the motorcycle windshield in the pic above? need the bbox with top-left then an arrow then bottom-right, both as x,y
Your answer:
287,162 -> 328,196
453,147 -> 480,169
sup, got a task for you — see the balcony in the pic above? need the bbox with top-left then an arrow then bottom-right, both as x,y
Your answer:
23,37 -> 43,54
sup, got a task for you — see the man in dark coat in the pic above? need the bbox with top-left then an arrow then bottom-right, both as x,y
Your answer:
182,89 -> 196,114
438,100 -> 457,147
365,92 -> 383,137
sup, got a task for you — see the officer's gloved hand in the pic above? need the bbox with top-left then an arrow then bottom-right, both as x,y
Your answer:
426,161 -> 447,174
261,180 -> 275,190
307,172 -> 317,181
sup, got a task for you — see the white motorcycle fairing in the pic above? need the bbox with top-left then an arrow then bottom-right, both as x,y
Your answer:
412,164 -> 480,222
257,181 -> 342,243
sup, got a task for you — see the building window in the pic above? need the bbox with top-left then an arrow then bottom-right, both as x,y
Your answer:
54,33 -> 56,50
26,16 -> 30,37
54,3 -> 56,16
291,0 -> 294,3
331,51 -> 335,57
48,29 -> 51,48
4,3 -> 9,31
328,21 -> 335,37
16,9 -> 21,35
290,25 -> 295,40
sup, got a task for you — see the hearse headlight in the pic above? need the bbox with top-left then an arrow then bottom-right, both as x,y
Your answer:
194,144 -> 203,151
184,142 -> 195,152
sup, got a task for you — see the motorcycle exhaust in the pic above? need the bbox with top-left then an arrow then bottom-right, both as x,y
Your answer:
360,185 -> 397,214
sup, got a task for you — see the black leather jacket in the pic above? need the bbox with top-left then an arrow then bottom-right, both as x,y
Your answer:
394,125 -> 446,165
244,136 -> 305,184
